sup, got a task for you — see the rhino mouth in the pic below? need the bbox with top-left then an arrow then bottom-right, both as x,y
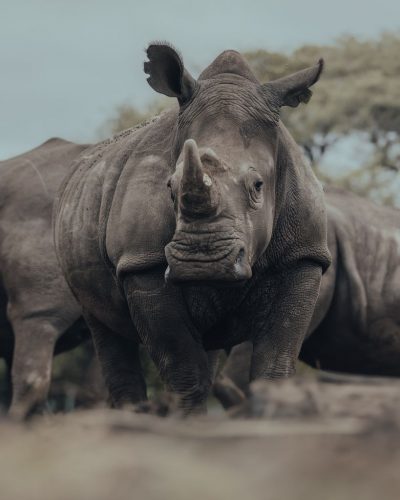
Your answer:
164,235 -> 252,283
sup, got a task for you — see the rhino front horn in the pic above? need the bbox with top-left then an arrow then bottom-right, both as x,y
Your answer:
180,139 -> 219,217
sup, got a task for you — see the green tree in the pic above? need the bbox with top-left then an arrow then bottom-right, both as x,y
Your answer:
244,34 -> 400,204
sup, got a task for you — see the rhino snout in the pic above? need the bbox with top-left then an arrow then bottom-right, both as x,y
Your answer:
164,240 -> 252,284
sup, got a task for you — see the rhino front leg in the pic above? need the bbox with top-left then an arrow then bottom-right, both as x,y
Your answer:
8,318 -> 58,420
84,312 -> 147,408
124,273 -> 211,415
250,263 -> 322,381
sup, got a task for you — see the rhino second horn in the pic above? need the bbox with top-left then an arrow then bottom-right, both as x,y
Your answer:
180,139 -> 219,217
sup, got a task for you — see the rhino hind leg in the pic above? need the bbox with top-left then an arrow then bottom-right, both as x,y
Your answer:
8,318 -> 59,420
84,312 -> 147,408
0,357 -> 12,412
213,342 -> 252,410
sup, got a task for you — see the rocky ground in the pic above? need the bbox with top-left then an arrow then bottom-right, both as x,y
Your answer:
1,373 -> 400,500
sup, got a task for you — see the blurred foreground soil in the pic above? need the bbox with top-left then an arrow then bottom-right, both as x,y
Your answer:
0,373 -> 400,500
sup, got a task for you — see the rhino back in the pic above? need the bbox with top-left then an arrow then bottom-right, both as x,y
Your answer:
0,138 -> 88,218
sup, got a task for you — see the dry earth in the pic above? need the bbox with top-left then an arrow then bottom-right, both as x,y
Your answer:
1,373 -> 400,500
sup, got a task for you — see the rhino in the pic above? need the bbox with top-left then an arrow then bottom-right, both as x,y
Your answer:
214,186 -> 400,408
0,138 -> 91,418
54,43 -> 331,414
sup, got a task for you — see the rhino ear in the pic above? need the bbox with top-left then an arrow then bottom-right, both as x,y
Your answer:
144,43 -> 197,105
263,59 -> 324,108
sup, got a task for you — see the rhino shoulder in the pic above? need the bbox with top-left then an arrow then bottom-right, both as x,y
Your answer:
106,154 -> 175,278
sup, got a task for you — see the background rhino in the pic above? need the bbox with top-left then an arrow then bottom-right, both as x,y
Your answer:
214,186 -> 400,408
54,43 -> 330,414
0,138 -> 91,418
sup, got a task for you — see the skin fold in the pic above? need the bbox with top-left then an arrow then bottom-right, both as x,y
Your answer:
0,139 -> 91,418
54,43 -> 330,414
214,187 -> 400,408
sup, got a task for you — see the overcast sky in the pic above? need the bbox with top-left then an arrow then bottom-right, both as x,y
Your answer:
1,0 -> 399,159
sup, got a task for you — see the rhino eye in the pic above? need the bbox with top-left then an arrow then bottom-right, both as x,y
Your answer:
254,180 -> 263,192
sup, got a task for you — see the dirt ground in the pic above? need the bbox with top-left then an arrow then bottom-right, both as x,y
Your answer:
1,374 -> 400,500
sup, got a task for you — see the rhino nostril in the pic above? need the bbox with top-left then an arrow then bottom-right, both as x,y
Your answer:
235,248 -> 245,264
234,248 -> 252,280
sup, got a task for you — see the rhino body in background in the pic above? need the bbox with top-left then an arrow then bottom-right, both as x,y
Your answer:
0,139 -> 90,418
215,187 -> 400,408
303,186 -> 400,373
54,43 -> 330,414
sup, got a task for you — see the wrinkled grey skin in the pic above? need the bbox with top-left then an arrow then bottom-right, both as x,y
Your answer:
214,187 -> 400,408
54,43 -> 330,414
0,139 -> 90,418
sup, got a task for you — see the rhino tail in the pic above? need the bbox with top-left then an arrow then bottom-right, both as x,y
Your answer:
334,224 -> 368,332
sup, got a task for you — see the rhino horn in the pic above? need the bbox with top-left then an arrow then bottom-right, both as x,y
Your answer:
180,139 -> 219,217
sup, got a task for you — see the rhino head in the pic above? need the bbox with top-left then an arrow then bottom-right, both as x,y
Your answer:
144,43 -> 324,284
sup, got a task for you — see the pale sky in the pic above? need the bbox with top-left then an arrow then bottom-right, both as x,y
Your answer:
1,0 -> 399,159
